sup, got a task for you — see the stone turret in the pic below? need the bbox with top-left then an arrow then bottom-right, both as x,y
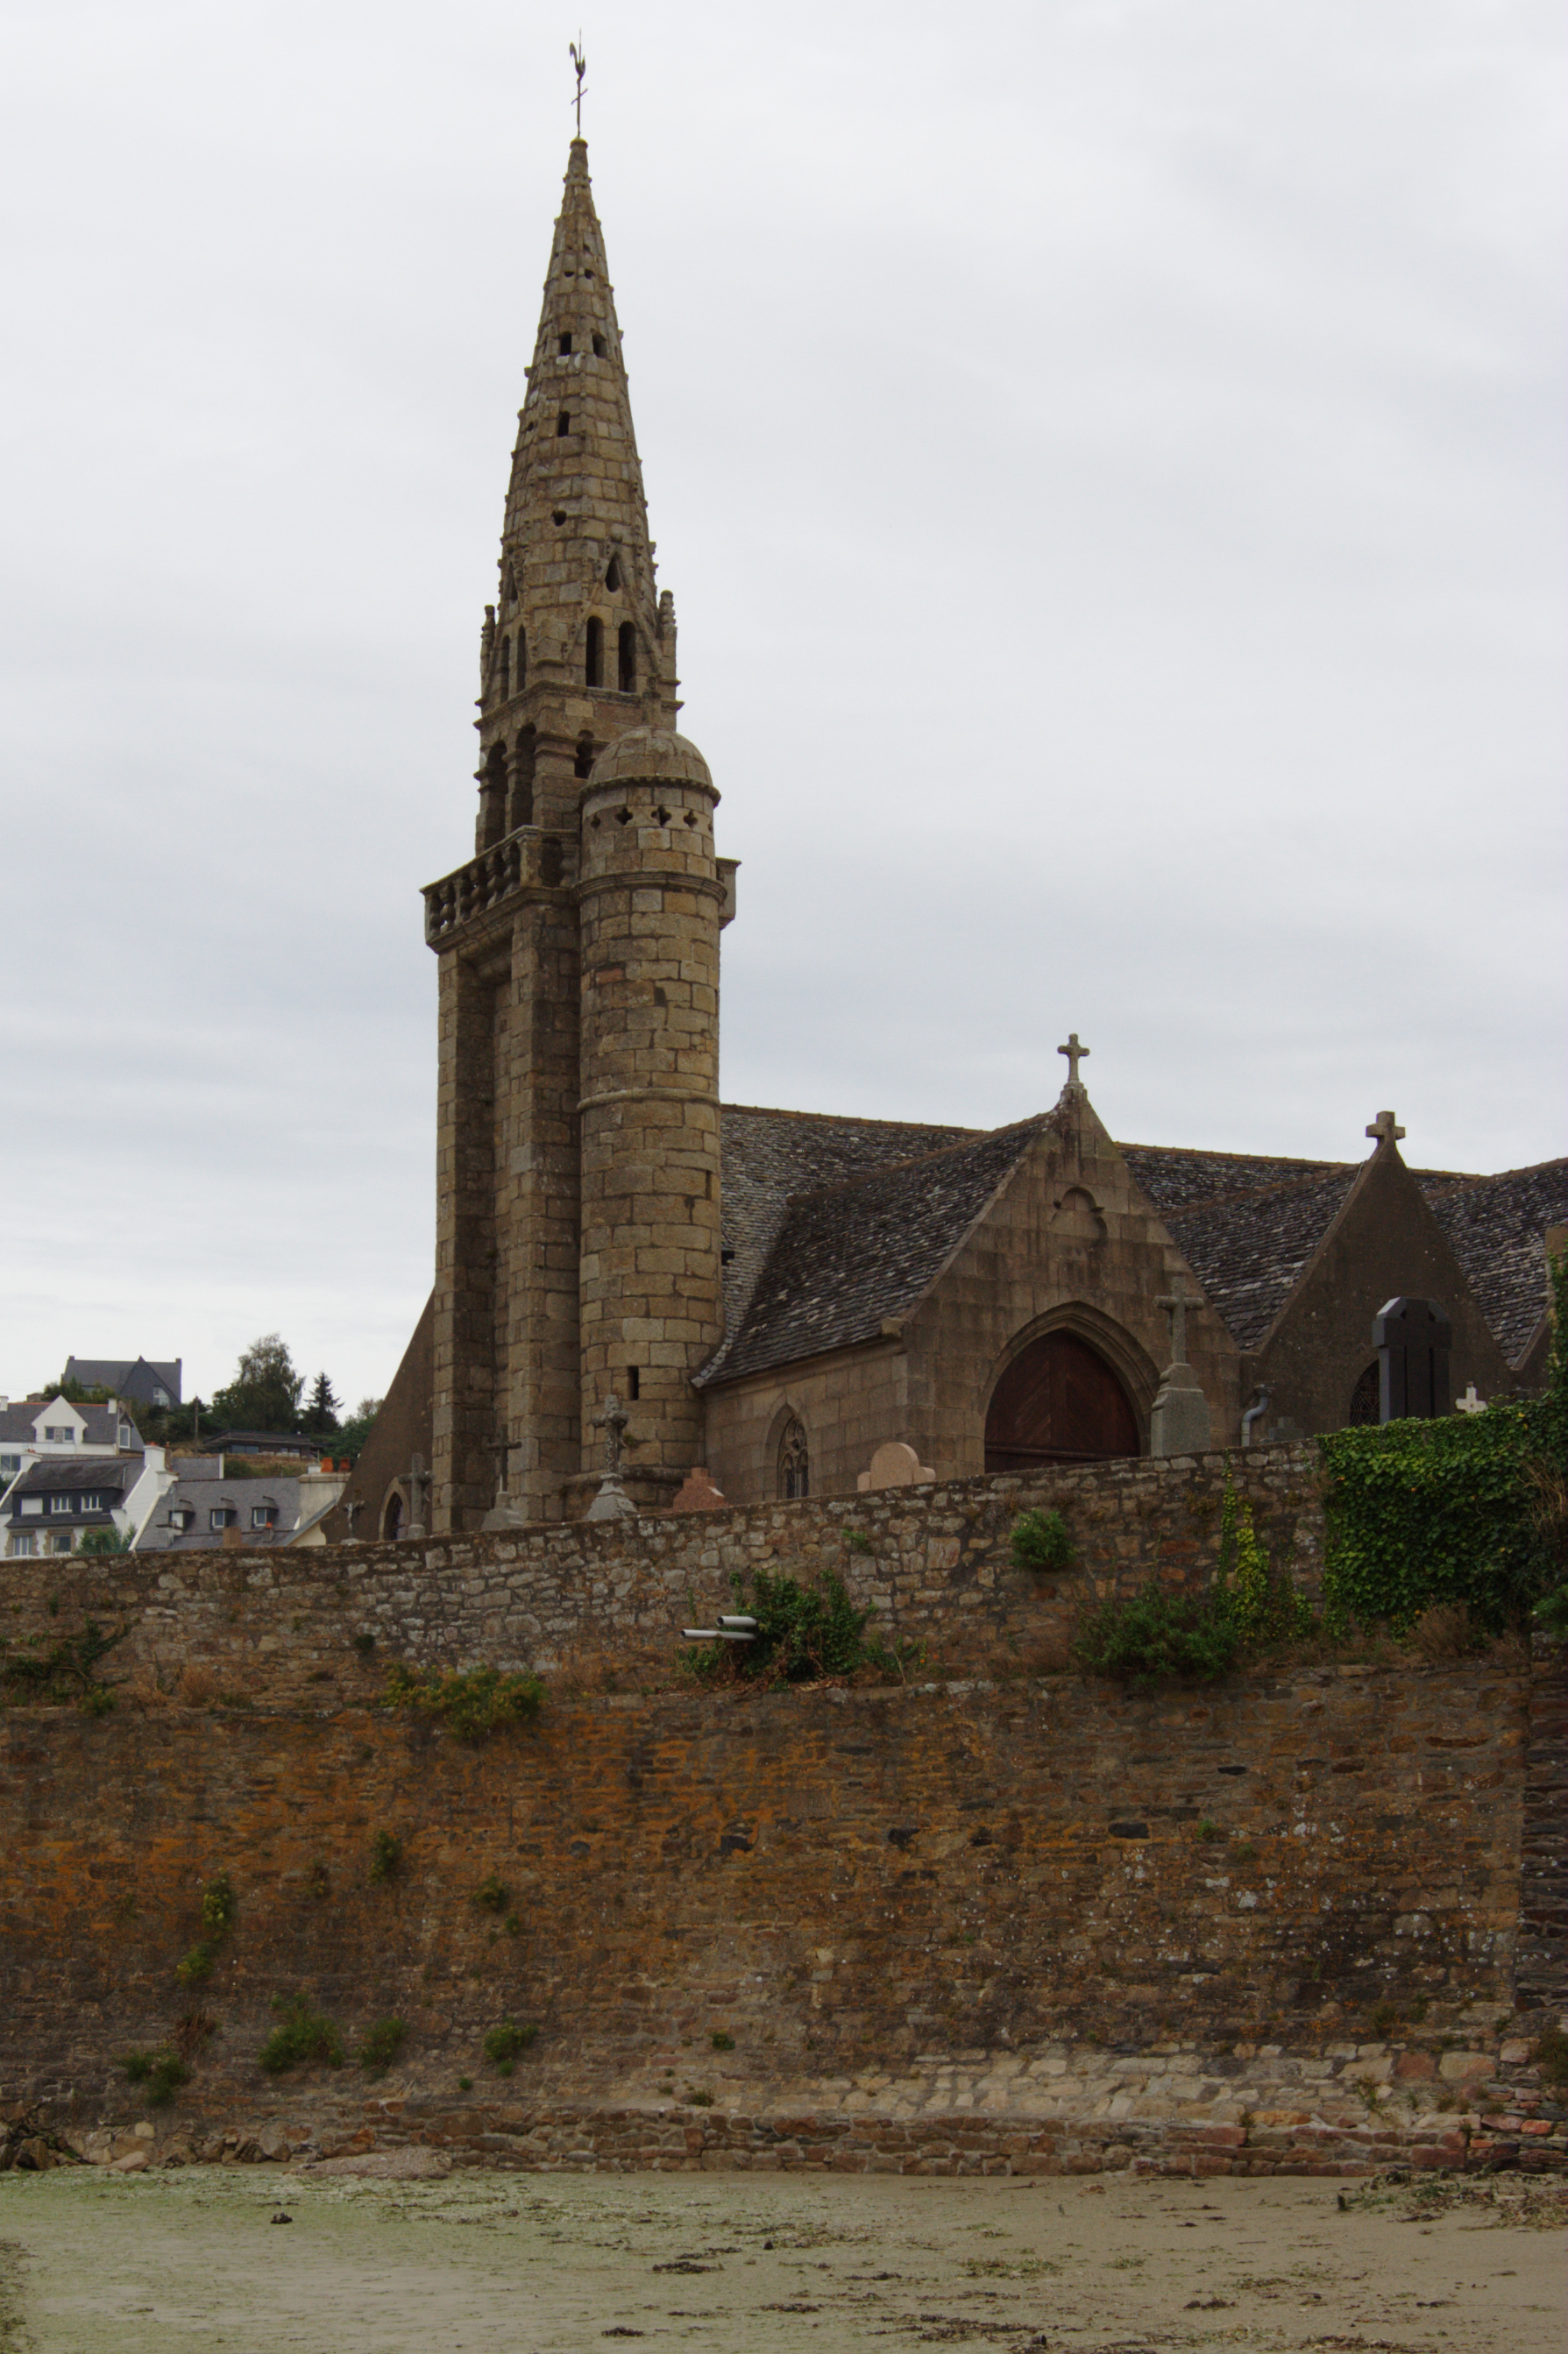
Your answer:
574,730 -> 724,1514
474,138 -> 678,857
423,141 -> 725,1533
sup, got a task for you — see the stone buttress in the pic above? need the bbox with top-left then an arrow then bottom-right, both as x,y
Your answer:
421,139 -> 728,1530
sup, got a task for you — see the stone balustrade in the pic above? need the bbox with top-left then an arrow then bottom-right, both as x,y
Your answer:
422,827 -> 566,943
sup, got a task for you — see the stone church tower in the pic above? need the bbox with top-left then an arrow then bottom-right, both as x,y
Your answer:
421,140 -> 728,1531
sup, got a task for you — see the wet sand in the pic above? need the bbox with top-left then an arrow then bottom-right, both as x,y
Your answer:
0,2163 -> 1561,2352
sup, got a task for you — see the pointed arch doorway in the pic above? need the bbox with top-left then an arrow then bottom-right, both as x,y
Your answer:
984,1331 -> 1139,1471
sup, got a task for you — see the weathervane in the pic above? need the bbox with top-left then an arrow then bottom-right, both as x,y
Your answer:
569,37 -> 587,134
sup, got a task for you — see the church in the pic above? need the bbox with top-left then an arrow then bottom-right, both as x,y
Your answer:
337,139 -> 1566,1540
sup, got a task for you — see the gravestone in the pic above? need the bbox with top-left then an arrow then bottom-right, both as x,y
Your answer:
1149,1281 -> 1212,1456
856,1440 -> 935,1492
1372,1297 -> 1452,1422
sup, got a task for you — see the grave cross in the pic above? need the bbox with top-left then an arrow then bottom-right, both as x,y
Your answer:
599,1391 -> 629,1478
405,1451 -> 429,1541
1057,1032 -> 1089,1089
1156,1280 -> 1199,1367
1366,1110 -> 1406,1146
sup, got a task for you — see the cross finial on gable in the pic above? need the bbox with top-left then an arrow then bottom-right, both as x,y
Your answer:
1366,1110 -> 1406,1147
1057,1032 -> 1089,1089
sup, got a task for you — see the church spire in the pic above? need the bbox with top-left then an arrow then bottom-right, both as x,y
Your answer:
474,139 -> 678,850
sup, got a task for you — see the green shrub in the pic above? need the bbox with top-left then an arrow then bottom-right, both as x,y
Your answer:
711,2031 -> 735,2052
121,2047 -> 189,2107
458,2074 -> 474,2091
1074,1579 -> 1238,1686
844,1530 -> 873,1555
258,1996 -> 344,2074
1216,1480 -> 1314,1643
176,1939 -> 218,1985
472,1874 -> 509,1913
1535,1585 -> 1568,1641
368,1829 -> 402,1884
483,2020 -> 536,2068
78,1526 -> 133,1555
384,1663 -> 544,1741
1010,1509 -> 1074,1573
686,1566 -> 914,1685
358,2017 -> 408,2076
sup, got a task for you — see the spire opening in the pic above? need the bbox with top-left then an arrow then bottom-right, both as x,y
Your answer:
605,556 -> 621,592
617,622 -> 636,693
556,412 -> 571,438
585,617 -> 603,688
558,333 -> 572,356
592,333 -> 607,358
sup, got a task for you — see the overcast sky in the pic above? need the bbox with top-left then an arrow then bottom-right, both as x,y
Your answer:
1,0 -> 1562,1409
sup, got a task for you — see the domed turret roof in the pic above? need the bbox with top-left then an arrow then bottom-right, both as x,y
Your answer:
586,728 -> 712,791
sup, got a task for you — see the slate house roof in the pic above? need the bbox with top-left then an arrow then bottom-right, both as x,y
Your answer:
64,1356 -> 181,1406
0,1400 -> 141,1450
1417,1159 -> 1568,1365
1,1454 -> 138,1529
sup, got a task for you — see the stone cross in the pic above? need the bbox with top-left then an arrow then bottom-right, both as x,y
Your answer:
1366,1110 -> 1406,1146
599,1392 -> 629,1478
1156,1280 -> 1200,1367
406,1451 -> 429,1541
1455,1384 -> 1486,1415
1057,1032 -> 1089,1089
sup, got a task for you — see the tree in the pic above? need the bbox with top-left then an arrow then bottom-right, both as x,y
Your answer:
209,1335 -> 304,1434
302,1372 -> 341,1434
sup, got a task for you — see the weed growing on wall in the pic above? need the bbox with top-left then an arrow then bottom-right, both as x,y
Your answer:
483,2020 -> 536,2076
358,2017 -> 407,2077
368,1830 -> 402,1884
1010,1509 -> 1075,1573
122,2048 -> 190,2107
472,1874 -> 510,1913
258,1996 -> 344,2074
176,1871 -> 237,1985
1216,1479 -> 1314,1643
384,1663 -> 544,1741
684,1567 -> 919,1686
0,1619 -> 128,1713
1074,1581 -> 1238,1687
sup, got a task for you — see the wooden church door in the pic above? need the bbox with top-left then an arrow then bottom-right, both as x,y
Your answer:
983,1332 -> 1140,1470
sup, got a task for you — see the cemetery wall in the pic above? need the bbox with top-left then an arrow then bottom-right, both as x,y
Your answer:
1,1444 -> 1322,1699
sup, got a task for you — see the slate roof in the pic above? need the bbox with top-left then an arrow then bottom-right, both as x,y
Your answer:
1418,1159 -> 1568,1365
1159,1168 -> 1362,1351
136,1478 -> 306,1552
708,1104 -> 1564,1385
0,1400 -> 141,1449
704,1112 -> 1046,1385
716,1106 -> 979,1372
4,1455 -> 138,1499
64,1356 -> 181,1403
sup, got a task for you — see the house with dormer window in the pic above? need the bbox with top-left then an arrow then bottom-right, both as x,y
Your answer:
2,1449 -> 172,1556
0,1393 -> 143,1501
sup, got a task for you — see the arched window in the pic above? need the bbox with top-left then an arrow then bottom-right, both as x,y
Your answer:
497,635 -> 509,698
509,726 -> 536,830
984,1332 -> 1139,1471
1347,1362 -> 1380,1426
778,1417 -> 810,1500
514,630 -> 526,692
585,617 -> 603,687
479,740 -> 508,844
573,734 -> 596,779
617,621 -> 637,692
382,1491 -> 403,1542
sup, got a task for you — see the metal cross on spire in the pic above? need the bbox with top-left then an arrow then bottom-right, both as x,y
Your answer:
1057,1032 -> 1089,1089
569,37 -> 587,134
1366,1110 -> 1406,1147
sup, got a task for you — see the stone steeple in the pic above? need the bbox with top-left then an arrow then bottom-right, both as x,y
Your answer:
423,138 -> 727,1536
475,138 -> 678,853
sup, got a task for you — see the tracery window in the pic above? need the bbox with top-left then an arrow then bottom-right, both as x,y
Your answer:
778,1417 -> 810,1501
1347,1362 -> 1380,1426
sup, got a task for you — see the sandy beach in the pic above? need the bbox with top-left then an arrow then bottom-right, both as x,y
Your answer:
0,2162 -> 1560,2352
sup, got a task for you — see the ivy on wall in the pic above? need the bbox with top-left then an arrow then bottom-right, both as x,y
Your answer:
1319,1255 -> 1568,1634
